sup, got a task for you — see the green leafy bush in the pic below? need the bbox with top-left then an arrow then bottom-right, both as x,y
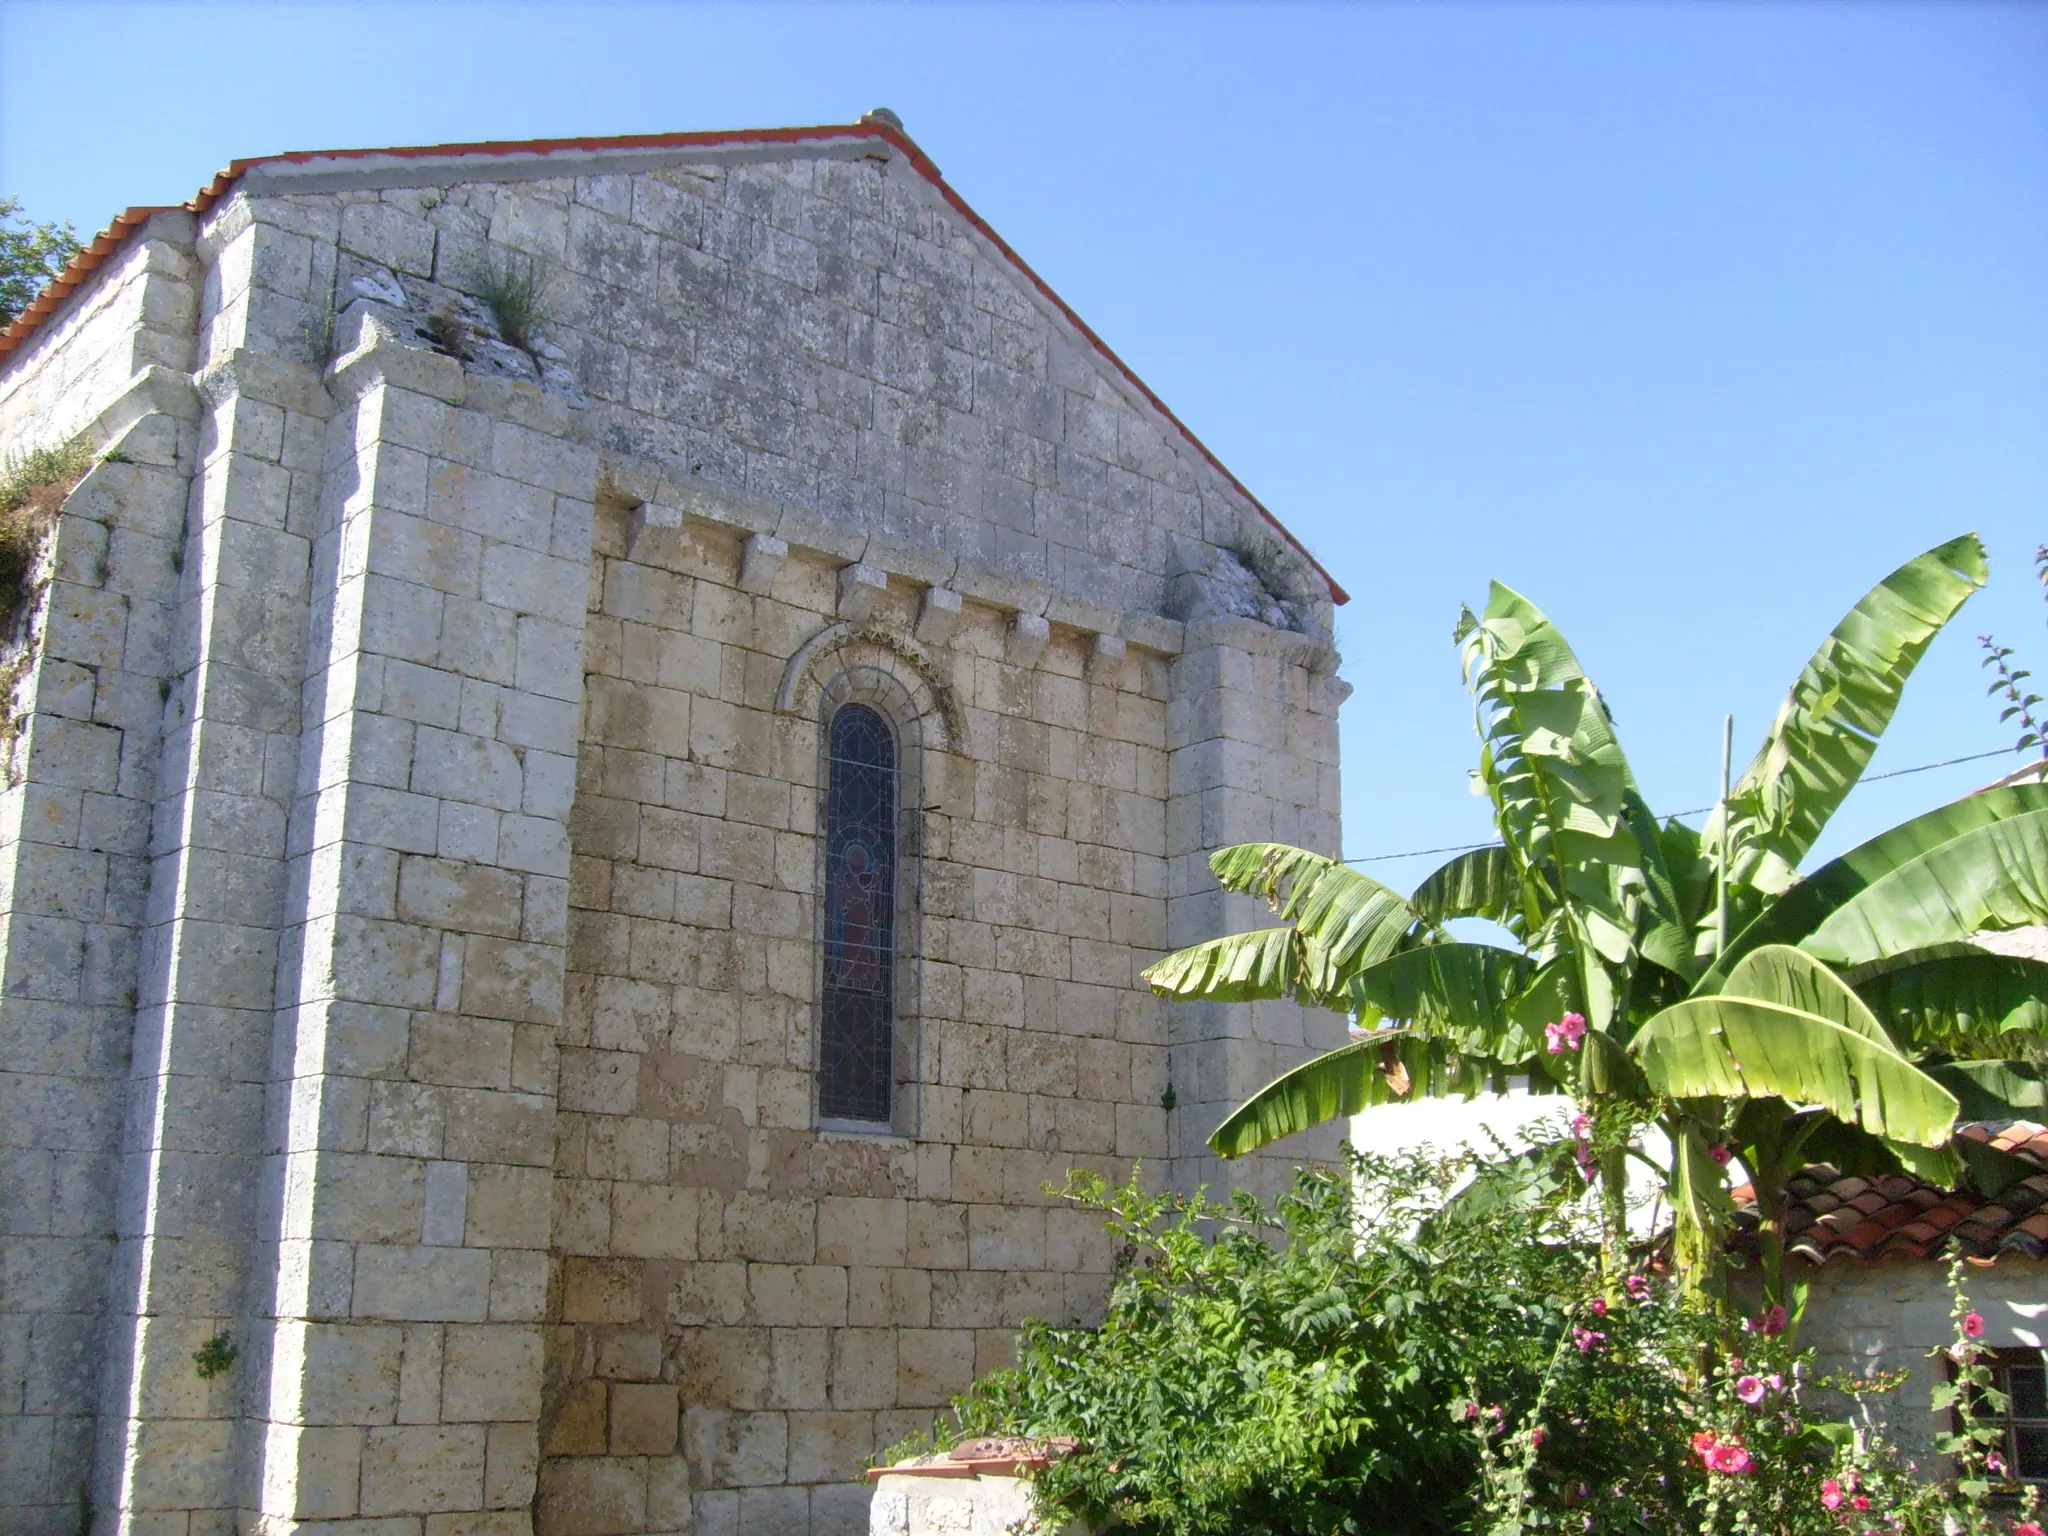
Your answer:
905,1149 -> 2007,1536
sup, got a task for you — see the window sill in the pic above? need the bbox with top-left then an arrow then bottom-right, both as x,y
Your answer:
817,1119 -> 913,1145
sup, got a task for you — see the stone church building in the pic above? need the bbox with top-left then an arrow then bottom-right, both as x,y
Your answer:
0,116 -> 1346,1536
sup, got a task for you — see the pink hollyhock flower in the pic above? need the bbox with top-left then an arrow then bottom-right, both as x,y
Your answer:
1988,1451 -> 2007,1475
1708,1143 -> 1732,1167
1692,1431 -> 1751,1473
1736,1374 -> 1767,1405
1574,1140 -> 1598,1181
1590,1297 -> 1609,1317
1964,1311 -> 1986,1339
2010,1523 -> 2043,1536
1571,1113 -> 1592,1138
1531,1427 -> 1547,1448
1546,1013 -> 1587,1053
1755,1304 -> 1787,1335
1851,1494 -> 1870,1512
1703,1441 -> 1753,1475
1765,1373 -> 1783,1392
1821,1479 -> 1844,1511
1573,1327 -> 1607,1354
1465,1402 -> 1482,1420
1626,1273 -> 1651,1301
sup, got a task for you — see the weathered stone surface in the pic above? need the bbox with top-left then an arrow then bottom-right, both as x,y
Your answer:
0,120 -> 1343,1536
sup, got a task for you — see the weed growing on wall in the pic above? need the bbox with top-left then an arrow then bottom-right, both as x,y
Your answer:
472,251 -> 546,353
0,437 -> 89,637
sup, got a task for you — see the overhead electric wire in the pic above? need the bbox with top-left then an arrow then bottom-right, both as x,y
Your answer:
1340,745 -> 2028,868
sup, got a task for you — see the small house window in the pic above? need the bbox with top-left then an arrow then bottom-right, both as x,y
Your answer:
819,701 -> 898,1125
1982,1351 -> 2048,1482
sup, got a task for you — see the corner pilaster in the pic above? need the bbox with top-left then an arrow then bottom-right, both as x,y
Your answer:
1164,617 -> 1346,1201
252,314 -> 595,1536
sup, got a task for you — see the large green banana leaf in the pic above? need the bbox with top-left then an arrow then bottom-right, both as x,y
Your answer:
1205,1034 -> 1399,1157
1721,944 -> 1898,1046
1142,927 -> 1325,1005
1799,808 -> 2048,968
1925,1058 -> 2048,1120
1410,844 -> 1520,929
1459,584 -> 1688,1006
1208,843 -> 1419,971
1350,942 -> 1534,1048
1853,951 -> 2048,1052
1701,534 -> 1988,898
1700,784 -> 2048,990
1206,1030 -> 1516,1158
1633,997 -> 1958,1148
1794,1116 -> 1965,1190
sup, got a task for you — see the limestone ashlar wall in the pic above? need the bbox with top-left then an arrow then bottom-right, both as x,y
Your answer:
545,496 -> 1171,1536
322,153 -> 1307,636
0,216 -> 202,1536
0,213 -> 200,451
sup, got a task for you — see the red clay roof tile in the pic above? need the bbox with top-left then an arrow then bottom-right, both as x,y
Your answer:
1740,1122 -> 2048,1268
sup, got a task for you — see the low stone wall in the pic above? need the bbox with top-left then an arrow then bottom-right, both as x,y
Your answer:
867,1469 -> 1082,1536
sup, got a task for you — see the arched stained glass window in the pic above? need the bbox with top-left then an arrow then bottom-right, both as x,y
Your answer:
819,702 -> 898,1124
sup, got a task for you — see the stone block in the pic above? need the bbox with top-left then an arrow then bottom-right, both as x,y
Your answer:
967,1206 -> 1046,1270
826,1329 -> 896,1410
535,1455 -> 647,1536
738,532 -> 788,595
785,1411 -> 874,1486
562,1257 -> 643,1324
279,1320 -> 403,1426
542,1379 -> 607,1457
358,1422 -> 488,1516
914,585 -> 962,646
721,1192 -> 816,1264
667,1261 -> 750,1327
609,1383 -> 680,1456
486,1421 -> 540,1508
684,1407 -> 788,1488
836,562 -> 888,621
610,1183 -> 700,1260
440,1324 -> 543,1421
895,1329 -> 975,1408
749,1263 -> 849,1327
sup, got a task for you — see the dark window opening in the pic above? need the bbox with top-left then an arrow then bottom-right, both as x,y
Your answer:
819,702 -> 897,1124
1967,1351 -> 2048,1483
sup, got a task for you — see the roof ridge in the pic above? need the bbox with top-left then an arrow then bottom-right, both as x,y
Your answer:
0,120 -> 1347,604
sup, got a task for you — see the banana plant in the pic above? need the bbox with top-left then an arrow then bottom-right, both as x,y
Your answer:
1145,534 -> 2048,1298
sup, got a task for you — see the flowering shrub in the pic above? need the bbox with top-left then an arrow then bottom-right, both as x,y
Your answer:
896,1150 -> 2036,1536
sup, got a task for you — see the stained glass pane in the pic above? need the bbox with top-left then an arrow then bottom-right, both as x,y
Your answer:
820,703 -> 896,1123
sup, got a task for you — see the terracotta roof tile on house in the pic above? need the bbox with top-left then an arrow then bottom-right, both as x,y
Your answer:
1733,1123 -> 2048,1266
0,120 -> 1346,604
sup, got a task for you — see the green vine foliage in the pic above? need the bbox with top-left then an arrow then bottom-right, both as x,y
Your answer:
903,1151 -> 2014,1536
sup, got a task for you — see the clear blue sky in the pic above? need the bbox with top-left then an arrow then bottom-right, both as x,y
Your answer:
5,1 -> 2044,878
